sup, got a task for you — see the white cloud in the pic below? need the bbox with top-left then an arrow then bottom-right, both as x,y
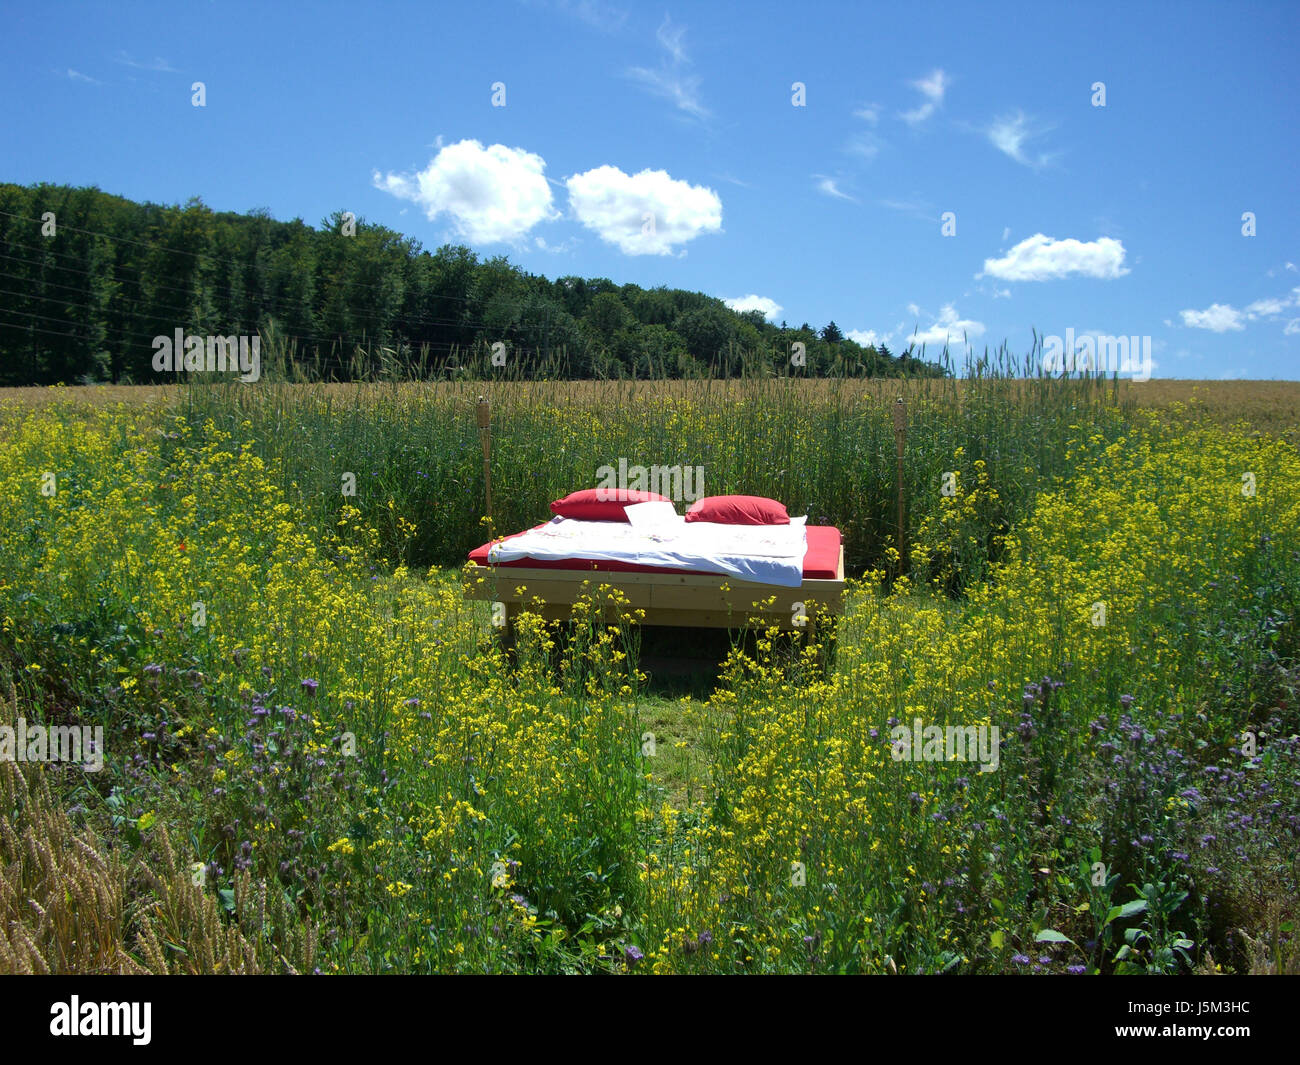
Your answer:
906,302 -> 921,317
549,0 -> 629,32
1246,297 -> 1286,315
1001,226 -> 1011,242
715,173 -> 753,188
844,130 -> 884,161
846,329 -> 888,346
906,303 -> 985,348
1287,262 -> 1297,272
879,198 -> 934,221
981,233 -> 1129,281
988,111 -> 1053,168
845,102 -> 887,161
627,15 -> 708,120
914,70 -> 949,100
114,51 -> 177,73
901,68 -> 949,125
1180,304 -> 1246,332
725,294 -> 783,321
815,176 -> 855,202
1285,319 -> 1300,336
534,235 -> 578,253
656,14 -> 686,62
65,69 -> 101,84
1180,287 -> 1300,332
565,165 -> 722,255
372,139 -> 557,244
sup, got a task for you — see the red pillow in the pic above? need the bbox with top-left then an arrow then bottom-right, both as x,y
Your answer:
550,488 -> 671,521
685,495 -> 790,525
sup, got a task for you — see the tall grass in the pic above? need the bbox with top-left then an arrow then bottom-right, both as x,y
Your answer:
178,339 -> 1129,586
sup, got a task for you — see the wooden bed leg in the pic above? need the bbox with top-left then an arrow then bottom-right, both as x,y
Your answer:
495,603 -> 517,663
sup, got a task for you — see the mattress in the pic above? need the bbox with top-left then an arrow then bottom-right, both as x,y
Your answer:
468,522 -> 842,581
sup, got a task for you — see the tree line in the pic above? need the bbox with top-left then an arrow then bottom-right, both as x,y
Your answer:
0,182 -> 947,385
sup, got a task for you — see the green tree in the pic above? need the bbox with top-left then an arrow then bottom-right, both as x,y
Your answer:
674,304 -> 737,363
586,291 -> 631,341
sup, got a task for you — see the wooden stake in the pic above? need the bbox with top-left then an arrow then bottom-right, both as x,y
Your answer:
477,395 -> 492,532
892,395 -> 907,570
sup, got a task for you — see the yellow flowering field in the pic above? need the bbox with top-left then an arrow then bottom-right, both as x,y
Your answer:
0,386 -> 1297,974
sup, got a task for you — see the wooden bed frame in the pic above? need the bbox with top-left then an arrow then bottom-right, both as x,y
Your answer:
461,396 -> 848,640
463,545 -> 845,641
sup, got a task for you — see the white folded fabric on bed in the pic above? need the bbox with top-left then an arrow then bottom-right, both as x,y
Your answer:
487,515 -> 809,588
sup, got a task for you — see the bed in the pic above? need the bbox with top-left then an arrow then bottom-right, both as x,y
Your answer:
462,514 -> 846,640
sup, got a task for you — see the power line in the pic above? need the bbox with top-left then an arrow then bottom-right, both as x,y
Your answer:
0,239 -> 511,337
0,208 -> 501,307
0,302 -> 518,365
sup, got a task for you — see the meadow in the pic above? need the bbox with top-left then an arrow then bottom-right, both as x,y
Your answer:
1,369 -> 1297,974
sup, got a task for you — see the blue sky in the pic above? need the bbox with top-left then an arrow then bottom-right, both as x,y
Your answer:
3,0 -> 1298,379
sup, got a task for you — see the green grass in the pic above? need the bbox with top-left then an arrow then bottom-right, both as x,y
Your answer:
173,353 -> 1132,591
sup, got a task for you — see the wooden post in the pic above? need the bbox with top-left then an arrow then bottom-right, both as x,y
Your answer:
477,395 -> 492,534
502,602 -> 517,659
892,395 -> 907,570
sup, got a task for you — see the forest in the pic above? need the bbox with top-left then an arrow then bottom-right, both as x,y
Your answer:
0,182 -> 945,385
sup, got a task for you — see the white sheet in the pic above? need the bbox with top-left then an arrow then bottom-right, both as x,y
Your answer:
487,515 -> 809,588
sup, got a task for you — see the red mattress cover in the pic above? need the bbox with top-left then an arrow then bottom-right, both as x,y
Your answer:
467,523 -> 842,580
